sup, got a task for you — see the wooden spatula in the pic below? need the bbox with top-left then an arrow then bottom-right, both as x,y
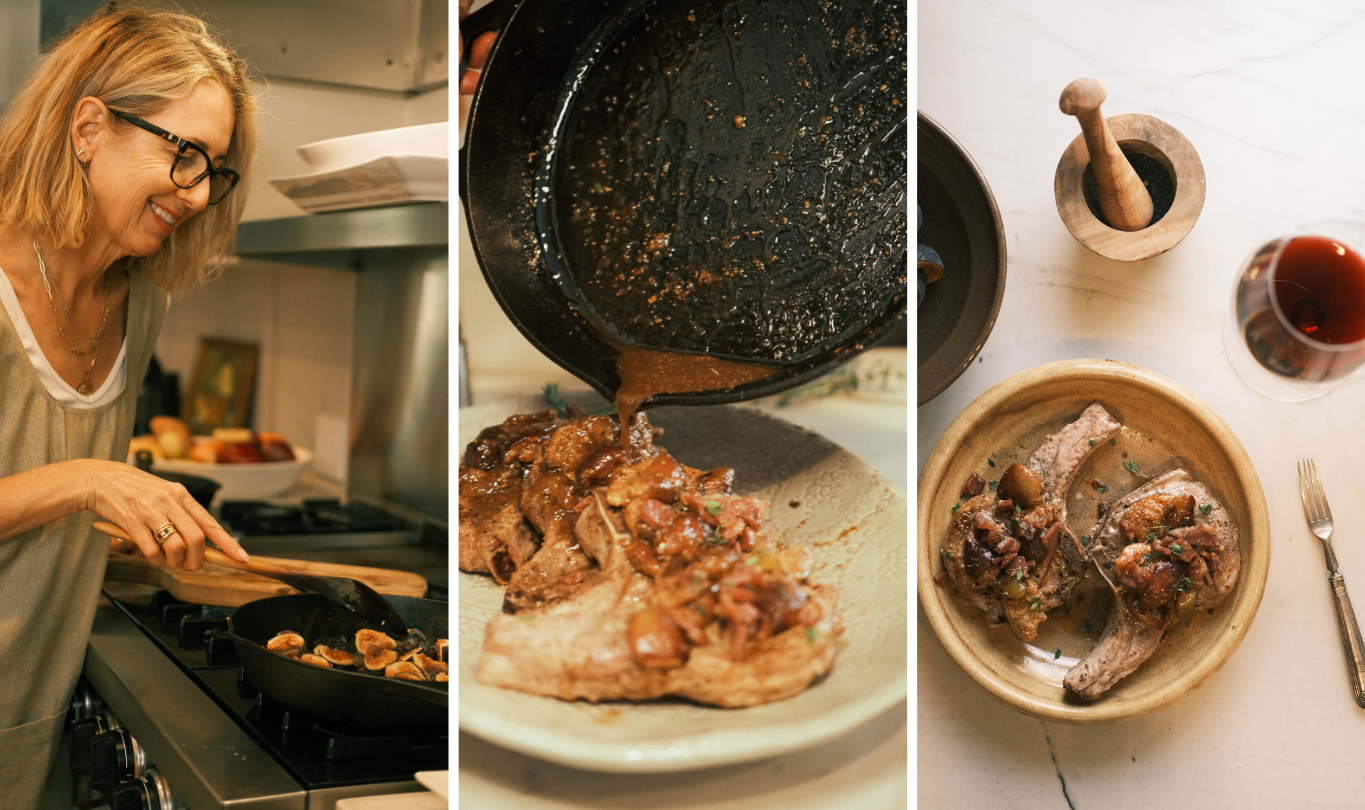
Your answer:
94,521 -> 409,634
1060,78 -> 1153,232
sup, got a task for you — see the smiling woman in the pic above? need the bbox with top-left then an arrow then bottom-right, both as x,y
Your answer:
0,6 -> 257,806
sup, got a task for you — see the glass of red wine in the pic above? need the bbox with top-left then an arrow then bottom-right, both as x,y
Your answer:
1226,221 -> 1365,400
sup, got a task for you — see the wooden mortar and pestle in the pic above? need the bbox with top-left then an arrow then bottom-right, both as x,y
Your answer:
1054,78 -> 1205,261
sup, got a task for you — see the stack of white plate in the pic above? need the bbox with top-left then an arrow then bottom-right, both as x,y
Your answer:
269,122 -> 448,214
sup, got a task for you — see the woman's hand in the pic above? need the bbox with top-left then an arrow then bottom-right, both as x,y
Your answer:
82,459 -> 249,569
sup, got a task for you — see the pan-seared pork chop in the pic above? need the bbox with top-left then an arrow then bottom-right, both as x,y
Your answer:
1064,468 -> 1240,699
942,402 -> 1121,641
478,490 -> 841,706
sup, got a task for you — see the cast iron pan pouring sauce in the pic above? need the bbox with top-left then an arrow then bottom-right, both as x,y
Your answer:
551,0 -> 906,445
462,0 -> 907,429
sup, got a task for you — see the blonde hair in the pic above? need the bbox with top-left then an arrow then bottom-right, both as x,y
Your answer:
0,3 -> 259,297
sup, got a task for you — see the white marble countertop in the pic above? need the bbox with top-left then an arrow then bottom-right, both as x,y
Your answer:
919,2 -> 1365,807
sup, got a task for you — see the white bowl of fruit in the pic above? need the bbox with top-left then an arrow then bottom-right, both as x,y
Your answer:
128,418 -> 312,501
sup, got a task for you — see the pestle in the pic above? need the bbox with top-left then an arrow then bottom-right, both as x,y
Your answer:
1059,78 -> 1153,232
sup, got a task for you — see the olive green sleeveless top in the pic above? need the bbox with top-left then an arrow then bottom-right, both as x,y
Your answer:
0,267 -> 163,808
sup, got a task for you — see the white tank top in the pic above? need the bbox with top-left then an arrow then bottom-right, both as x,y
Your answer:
0,267 -> 127,409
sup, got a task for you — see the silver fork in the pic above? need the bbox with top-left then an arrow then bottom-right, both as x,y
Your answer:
1298,459 -> 1365,708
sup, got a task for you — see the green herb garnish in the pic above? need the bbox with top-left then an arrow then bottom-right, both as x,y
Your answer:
1078,623 -> 1093,633
988,481 -> 998,491
951,504 -> 960,514
804,627 -> 818,643
1110,438 -> 1116,446
1076,593 -> 1085,604
1014,569 -> 1025,582
705,500 -> 723,516
1123,459 -> 1141,475
1170,543 -> 1184,555
745,556 -> 759,566
1054,649 -> 1062,660
1088,438 -> 1098,447
1176,576 -> 1192,592
1029,597 -> 1043,611
1199,503 -> 1213,515
1096,483 -> 1109,494
1080,535 -> 1090,547
987,458 -> 995,468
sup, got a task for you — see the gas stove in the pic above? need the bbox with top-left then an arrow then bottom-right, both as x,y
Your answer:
219,499 -> 423,552
80,585 -> 446,809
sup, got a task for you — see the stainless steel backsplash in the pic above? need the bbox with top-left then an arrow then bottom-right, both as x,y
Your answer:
348,246 -> 448,523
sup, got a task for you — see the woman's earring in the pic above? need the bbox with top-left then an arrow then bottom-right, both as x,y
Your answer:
75,147 -> 85,159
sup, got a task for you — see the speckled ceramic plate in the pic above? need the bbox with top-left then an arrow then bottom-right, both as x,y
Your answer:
459,397 -> 908,772
917,359 -> 1269,724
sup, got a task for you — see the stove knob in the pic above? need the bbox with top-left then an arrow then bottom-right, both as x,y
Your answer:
90,727 -> 146,792
69,678 -> 103,724
113,767 -> 180,810
205,629 -> 240,666
70,716 -> 108,775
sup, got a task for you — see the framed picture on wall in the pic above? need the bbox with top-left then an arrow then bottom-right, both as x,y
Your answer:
183,338 -> 258,434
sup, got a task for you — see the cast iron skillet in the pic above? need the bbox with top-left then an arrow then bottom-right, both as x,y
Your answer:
461,0 -> 907,408
228,594 -> 447,732
916,111 -> 1007,406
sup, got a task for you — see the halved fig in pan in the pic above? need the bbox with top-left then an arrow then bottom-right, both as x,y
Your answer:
414,652 -> 448,677
266,631 -> 305,656
356,629 -> 396,655
364,648 -> 398,670
300,654 -> 332,668
314,645 -> 357,667
385,661 -> 426,680
435,672 -> 449,682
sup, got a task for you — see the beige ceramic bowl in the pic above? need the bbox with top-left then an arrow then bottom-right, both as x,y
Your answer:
917,359 -> 1269,723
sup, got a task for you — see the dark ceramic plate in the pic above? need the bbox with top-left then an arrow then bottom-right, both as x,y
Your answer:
916,111 -> 1007,406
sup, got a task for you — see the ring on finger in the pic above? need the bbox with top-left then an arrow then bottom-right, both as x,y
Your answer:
154,522 -> 178,543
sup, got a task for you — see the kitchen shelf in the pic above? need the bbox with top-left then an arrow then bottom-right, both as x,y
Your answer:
234,202 -> 448,270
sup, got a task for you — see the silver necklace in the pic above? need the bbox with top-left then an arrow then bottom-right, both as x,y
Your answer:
32,242 -> 111,396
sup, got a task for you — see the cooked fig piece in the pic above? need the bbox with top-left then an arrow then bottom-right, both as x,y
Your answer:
266,632 -> 305,655
364,648 -> 398,670
997,463 -> 1043,509
435,639 -> 449,663
313,645 -> 356,667
435,672 -> 449,682
414,652 -> 449,677
356,629 -> 396,655
385,661 -> 426,680
628,608 -> 688,669
300,654 -> 332,668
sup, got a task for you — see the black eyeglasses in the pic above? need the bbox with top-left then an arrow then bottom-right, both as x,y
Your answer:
108,109 -> 239,205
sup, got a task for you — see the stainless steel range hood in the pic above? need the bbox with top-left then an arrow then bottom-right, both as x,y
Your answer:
36,0 -> 448,95
237,203 -> 449,526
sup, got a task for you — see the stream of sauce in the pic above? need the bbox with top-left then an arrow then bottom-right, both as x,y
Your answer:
614,345 -> 777,457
